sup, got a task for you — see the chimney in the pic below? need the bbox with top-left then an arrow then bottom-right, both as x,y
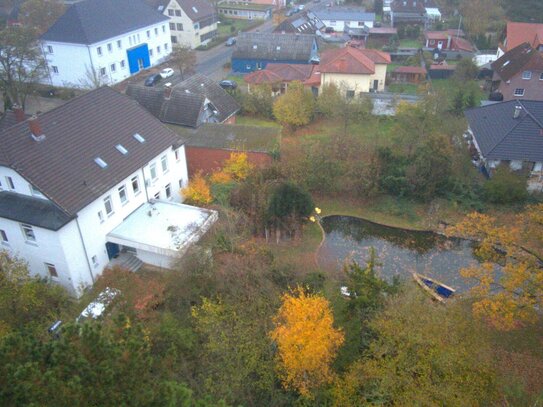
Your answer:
12,104 -> 25,123
164,83 -> 172,99
513,105 -> 522,119
28,114 -> 45,141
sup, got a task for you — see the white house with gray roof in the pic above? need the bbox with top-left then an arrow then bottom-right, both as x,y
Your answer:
40,0 -> 172,88
313,7 -> 375,32
0,87 -> 217,295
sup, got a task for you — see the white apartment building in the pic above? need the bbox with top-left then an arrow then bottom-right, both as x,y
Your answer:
0,87 -> 216,295
40,0 -> 172,88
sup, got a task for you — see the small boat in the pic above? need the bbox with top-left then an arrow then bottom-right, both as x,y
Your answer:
412,273 -> 456,303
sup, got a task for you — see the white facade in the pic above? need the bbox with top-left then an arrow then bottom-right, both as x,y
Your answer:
41,22 -> 172,88
320,17 -> 374,31
0,145 -> 189,295
163,0 -> 218,49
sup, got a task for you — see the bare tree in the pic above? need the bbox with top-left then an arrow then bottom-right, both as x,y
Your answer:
169,44 -> 197,80
0,26 -> 47,109
78,64 -> 108,89
19,0 -> 65,36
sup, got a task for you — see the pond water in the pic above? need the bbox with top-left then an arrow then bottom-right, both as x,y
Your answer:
318,215 -> 482,292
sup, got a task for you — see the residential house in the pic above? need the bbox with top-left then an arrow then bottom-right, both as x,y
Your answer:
40,0 -> 172,88
217,3 -> 273,20
231,32 -> 319,73
313,7 -> 375,33
318,46 -> 391,95
423,30 -> 474,53
0,87 -> 218,295
244,63 -> 314,94
168,123 -> 278,175
368,26 -> 398,47
149,0 -> 218,49
390,65 -> 427,83
465,100 -> 543,191
498,21 -> 543,57
428,61 -> 455,79
273,12 -> 324,35
491,42 -> 543,102
126,73 -> 240,127
390,0 -> 427,28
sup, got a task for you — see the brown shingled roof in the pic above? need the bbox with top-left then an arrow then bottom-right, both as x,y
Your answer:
492,42 -> 543,82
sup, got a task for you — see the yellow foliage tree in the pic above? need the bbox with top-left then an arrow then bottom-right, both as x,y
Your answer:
270,287 -> 344,397
180,172 -> 212,205
272,81 -> 314,130
223,152 -> 253,181
447,205 -> 543,330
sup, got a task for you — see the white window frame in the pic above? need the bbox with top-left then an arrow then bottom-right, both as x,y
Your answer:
150,163 -> 158,180
117,39 -> 122,49
45,263 -> 58,278
154,192 -> 160,200
92,255 -> 99,268
100,67 -> 107,77
522,70 -> 532,80
514,88 -> 525,96
131,176 -> 140,195
98,210 -> 105,223
97,46 -> 103,56
110,63 -> 116,72
165,183 -> 172,199
104,195 -> 114,216
6,176 -> 14,190
118,185 -> 128,205
52,65 -> 59,74
161,155 -> 169,173
0,229 -> 8,244
21,223 -> 36,243
107,43 -> 112,52
47,45 -> 53,53
174,148 -> 181,161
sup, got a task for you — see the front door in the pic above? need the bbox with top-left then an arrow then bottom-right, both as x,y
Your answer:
106,242 -> 120,259
373,79 -> 379,91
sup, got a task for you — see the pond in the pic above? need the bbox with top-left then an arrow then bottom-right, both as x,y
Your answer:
318,215 -> 482,293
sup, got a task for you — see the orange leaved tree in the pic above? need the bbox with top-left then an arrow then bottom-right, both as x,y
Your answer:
270,287 -> 344,397
448,204 -> 543,330
180,172 -> 212,205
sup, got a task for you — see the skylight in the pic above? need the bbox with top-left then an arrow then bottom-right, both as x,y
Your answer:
94,157 -> 108,168
192,6 -> 198,12
116,144 -> 128,155
133,133 -> 145,143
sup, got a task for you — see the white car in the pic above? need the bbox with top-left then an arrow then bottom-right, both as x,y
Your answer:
160,68 -> 174,78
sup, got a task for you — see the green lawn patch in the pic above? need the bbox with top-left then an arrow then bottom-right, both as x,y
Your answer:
236,115 -> 281,128
399,39 -> 421,48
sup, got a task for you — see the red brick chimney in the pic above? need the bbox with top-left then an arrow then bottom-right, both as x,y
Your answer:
164,83 -> 172,99
28,114 -> 45,141
12,104 -> 25,123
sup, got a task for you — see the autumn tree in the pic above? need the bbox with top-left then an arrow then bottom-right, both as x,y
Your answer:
459,0 -> 504,37
19,0 -> 65,36
273,81 -> 314,130
181,172 -> 212,205
222,152 -> 254,181
270,287 -> 344,397
447,205 -> 543,330
169,44 -> 197,80
0,25 -> 47,108
241,84 -> 274,119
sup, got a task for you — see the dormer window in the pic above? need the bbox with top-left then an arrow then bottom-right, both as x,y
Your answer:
133,133 -> 145,143
115,144 -> 128,154
192,6 -> 198,12
522,70 -> 532,80
253,44 -> 257,49
276,46 -> 281,51
94,157 -> 108,168
540,72 -> 543,80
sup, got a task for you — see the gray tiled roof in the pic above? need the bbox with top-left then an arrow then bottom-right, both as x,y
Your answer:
41,0 -> 168,45
0,191 -> 74,231
491,42 -> 543,82
0,87 -> 182,215
126,74 -> 240,128
465,100 -> 543,162
313,8 -> 375,22
232,32 -> 317,61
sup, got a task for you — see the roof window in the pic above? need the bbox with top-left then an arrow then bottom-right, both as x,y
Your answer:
253,44 -> 257,49
276,46 -> 281,51
94,157 -> 108,168
115,144 -> 128,154
192,6 -> 198,12
133,133 -> 145,143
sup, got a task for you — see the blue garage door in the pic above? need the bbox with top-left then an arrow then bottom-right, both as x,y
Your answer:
127,44 -> 150,74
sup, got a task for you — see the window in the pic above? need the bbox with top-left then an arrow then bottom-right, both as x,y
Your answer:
52,65 -> 59,74
47,45 -> 53,53
146,30 -> 151,38
149,49 -> 154,57
165,183 -> 171,199
45,263 -> 58,278
110,63 -> 116,72
514,88 -> 525,96
165,43 -> 169,51
97,46 -> 103,56
330,20 -> 336,26
6,176 -> 14,190
168,9 -> 174,15
133,133 -> 145,143
94,157 -> 107,168
115,144 -> 128,154
171,36 -> 177,44
161,155 -> 169,172
21,224 -> 36,242
121,60 -> 126,68
92,255 -> 99,267
30,184 -> 43,196
100,67 -> 106,76
179,179 -> 184,188
346,90 -> 355,98
522,70 -> 532,80
107,43 -> 112,52
175,9 -> 181,16
155,27 -> 159,35
157,45 -> 161,54
131,176 -> 140,195
0,180 -> 3,190
176,23 -> 183,31
174,148 -> 181,161
194,23 -> 199,30
98,210 -> 104,223
137,33 -> 140,42
150,163 -> 157,180
117,39 -> 122,48
162,25 -> 166,33
118,185 -> 128,204
104,195 -> 114,216
1,230 -> 8,244
540,72 -> 543,80
154,192 -> 160,200
129,36 -> 133,46
170,22 -> 175,30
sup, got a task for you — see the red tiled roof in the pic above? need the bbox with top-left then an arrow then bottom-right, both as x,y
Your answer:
447,28 -> 465,37
425,31 -> 449,41
319,47 -> 390,75
303,65 -> 321,87
454,37 -> 474,52
505,22 -> 543,51
361,48 -> 391,64
393,66 -> 427,74
266,63 -> 314,81
244,69 -> 283,85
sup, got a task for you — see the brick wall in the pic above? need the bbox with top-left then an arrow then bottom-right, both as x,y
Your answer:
185,146 -> 273,177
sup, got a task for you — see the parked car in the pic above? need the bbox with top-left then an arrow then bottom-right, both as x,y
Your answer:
285,8 -> 297,16
219,80 -> 237,90
225,37 -> 237,46
160,68 -> 174,78
297,4 -> 305,10
144,73 -> 162,86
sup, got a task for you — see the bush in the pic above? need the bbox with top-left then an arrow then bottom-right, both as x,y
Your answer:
483,166 -> 528,204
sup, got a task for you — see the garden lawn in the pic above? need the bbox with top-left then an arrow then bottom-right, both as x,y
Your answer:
387,83 -> 420,95
399,39 -> 421,48
236,115 -> 282,128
